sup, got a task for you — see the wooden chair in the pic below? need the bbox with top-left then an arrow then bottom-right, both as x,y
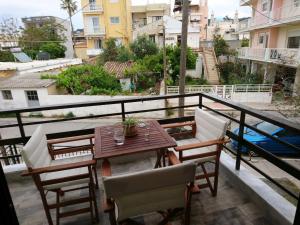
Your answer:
101,160 -> 196,225
163,108 -> 229,196
21,125 -> 99,225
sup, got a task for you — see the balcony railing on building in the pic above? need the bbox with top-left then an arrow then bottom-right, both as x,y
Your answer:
238,2 -> 300,31
82,3 -> 103,13
86,48 -> 103,56
85,27 -> 105,36
238,47 -> 300,67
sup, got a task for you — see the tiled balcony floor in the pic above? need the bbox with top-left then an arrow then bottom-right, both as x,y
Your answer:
6,156 -> 270,225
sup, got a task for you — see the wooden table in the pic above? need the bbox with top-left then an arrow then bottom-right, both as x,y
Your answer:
94,120 -> 177,167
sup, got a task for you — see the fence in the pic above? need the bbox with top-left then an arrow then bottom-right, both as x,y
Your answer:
0,92 -> 299,224
167,84 -> 273,103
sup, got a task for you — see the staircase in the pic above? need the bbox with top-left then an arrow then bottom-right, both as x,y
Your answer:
201,48 -> 220,85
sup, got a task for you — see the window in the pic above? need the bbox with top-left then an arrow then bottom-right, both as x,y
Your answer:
110,0 -> 118,2
115,38 -> 122,46
294,0 -> 300,7
94,39 -> 102,49
2,90 -> 13,100
110,17 -> 120,24
149,35 -> 155,43
258,33 -> 265,44
287,36 -> 300,48
152,16 -> 162,22
25,90 -> 39,101
92,17 -> 99,27
262,0 -> 268,11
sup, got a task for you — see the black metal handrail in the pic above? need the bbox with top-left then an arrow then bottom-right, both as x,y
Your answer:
0,92 -> 299,224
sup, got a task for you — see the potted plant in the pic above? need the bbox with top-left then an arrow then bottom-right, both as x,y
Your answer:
122,117 -> 138,137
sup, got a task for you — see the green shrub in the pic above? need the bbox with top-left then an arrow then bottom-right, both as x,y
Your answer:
130,35 -> 158,59
64,112 -> 75,118
40,42 -> 66,59
0,51 -> 14,62
185,76 -> 209,85
23,49 -> 38,59
56,64 -> 121,95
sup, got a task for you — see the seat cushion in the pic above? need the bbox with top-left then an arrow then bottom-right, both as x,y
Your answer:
194,108 -> 229,152
173,138 -> 217,164
42,155 -> 92,190
21,125 -> 52,169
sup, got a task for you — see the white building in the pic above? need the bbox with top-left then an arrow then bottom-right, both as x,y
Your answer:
133,16 -> 200,49
206,11 -> 247,41
22,16 -> 74,58
132,3 -> 170,30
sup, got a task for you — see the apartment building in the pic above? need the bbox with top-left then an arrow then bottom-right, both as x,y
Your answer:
238,0 -> 300,94
22,16 -> 74,58
81,0 -> 132,57
173,0 -> 208,41
132,3 -> 170,30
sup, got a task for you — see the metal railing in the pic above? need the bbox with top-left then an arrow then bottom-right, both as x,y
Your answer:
82,3 -> 103,12
167,84 -> 273,95
238,47 -> 300,66
0,93 -> 299,224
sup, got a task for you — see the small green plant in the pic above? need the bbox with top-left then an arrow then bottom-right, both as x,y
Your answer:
40,74 -> 58,79
64,112 -> 75,118
29,112 -> 44,118
122,117 -> 138,126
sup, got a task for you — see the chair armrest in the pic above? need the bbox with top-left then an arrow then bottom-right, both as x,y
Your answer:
47,134 -> 94,145
161,121 -> 196,129
167,151 -> 181,165
22,159 -> 96,176
175,139 -> 225,151
101,159 -> 112,177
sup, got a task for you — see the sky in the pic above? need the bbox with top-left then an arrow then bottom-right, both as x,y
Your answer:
0,0 -> 251,29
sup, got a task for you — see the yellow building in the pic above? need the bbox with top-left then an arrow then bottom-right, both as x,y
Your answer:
81,0 -> 132,57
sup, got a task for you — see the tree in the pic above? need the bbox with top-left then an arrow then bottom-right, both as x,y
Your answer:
130,35 -> 158,59
116,45 -> 133,62
102,38 -> 118,62
60,0 -> 77,57
241,38 -> 249,47
178,0 -> 189,117
0,17 -> 20,48
213,35 -> 229,57
54,64 -> 121,95
40,42 -> 66,58
19,18 -> 66,58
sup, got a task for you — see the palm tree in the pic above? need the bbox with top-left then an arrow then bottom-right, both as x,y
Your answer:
60,0 -> 77,57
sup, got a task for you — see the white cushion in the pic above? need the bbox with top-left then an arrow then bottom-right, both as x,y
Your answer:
21,125 -> 52,169
194,108 -> 229,151
174,138 -> 216,163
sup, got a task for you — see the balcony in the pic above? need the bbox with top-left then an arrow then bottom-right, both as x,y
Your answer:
238,47 -> 300,67
239,3 -> 300,31
84,27 -> 105,36
0,93 -> 299,225
82,3 -> 103,13
86,48 -> 103,56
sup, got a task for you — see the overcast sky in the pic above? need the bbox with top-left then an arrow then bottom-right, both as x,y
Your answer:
0,0 -> 251,29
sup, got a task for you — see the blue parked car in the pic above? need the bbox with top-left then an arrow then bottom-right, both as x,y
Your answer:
231,121 -> 300,156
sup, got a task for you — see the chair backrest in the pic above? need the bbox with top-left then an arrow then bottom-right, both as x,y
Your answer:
103,162 -> 197,221
194,108 -> 229,147
21,125 -> 52,169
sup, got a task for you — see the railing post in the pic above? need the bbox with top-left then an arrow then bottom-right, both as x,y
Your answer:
236,111 -> 246,170
294,196 -> 300,225
0,163 -> 19,225
199,94 -> 202,109
121,102 -> 125,121
16,113 -> 26,144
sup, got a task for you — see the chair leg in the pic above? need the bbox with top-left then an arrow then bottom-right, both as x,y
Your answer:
88,182 -> 95,223
39,189 -> 54,225
213,158 -> 220,196
56,191 -> 60,225
200,163 -> 214,195
89,167 -> 99,222
93,165 -> 99,189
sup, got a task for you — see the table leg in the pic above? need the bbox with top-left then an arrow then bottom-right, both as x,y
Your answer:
155,149 -> 167,168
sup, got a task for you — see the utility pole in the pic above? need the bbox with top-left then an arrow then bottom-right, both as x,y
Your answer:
178,0 -> 189,117
162,21 -> 168,115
